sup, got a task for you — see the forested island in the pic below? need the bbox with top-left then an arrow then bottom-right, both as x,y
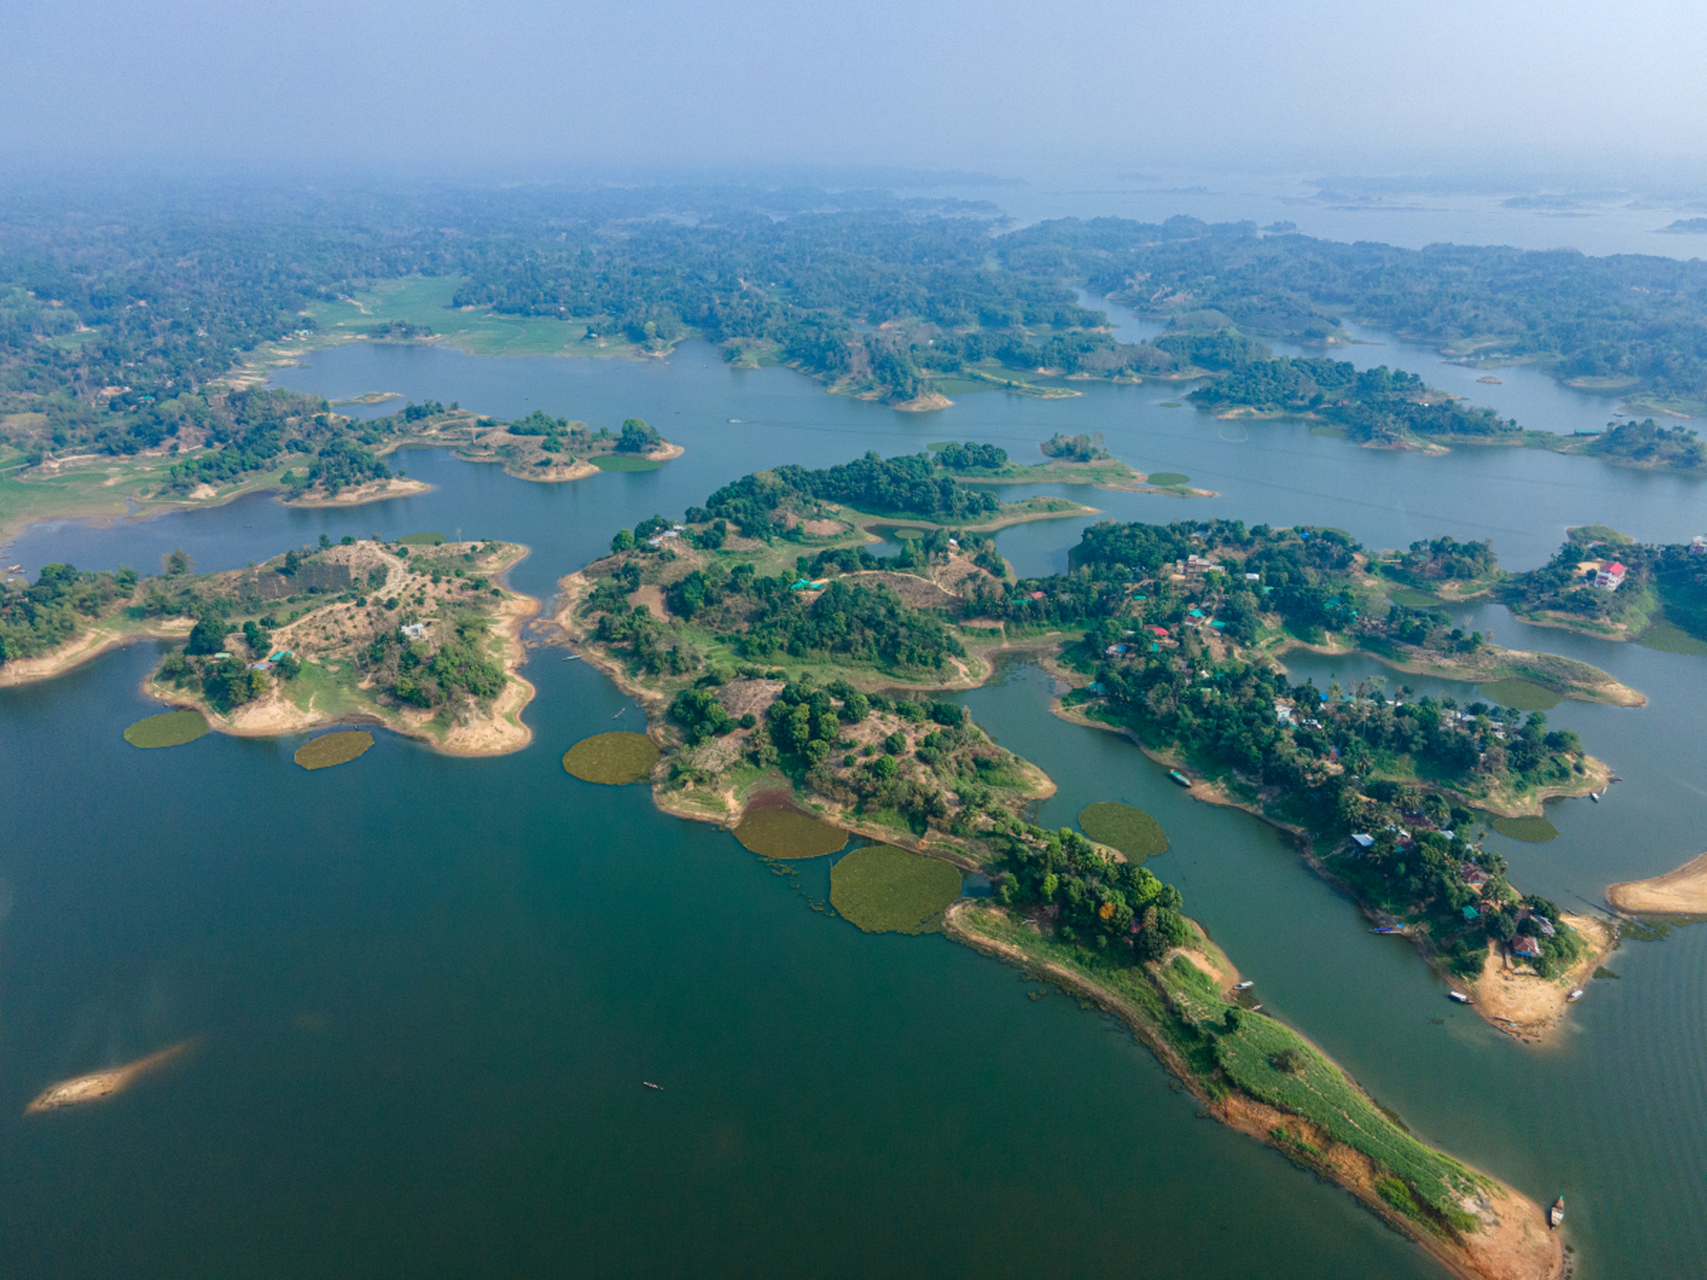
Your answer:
548,451 -> 1566,1279
0,534 -> 537,754
3,182 -> 1704,551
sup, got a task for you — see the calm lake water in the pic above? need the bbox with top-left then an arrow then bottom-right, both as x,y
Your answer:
2,342 -> 1705,1277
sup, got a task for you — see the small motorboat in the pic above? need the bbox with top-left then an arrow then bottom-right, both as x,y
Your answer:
1233,981 -> 1254,992
1567,988 -> 1584,1003
1169,769 -> 1192,788
1448,991 -> 1472,1005
1549,1196 -> 1565,1228
1590,791 -> 1601,803
643,1081 -> 662,1091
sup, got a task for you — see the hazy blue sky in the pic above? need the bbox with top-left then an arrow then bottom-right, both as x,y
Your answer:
5,0 -> 1706,180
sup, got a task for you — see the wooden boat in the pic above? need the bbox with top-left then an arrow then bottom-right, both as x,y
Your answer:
1168,769 -> 1192,788
643,1081 -> 662,1091
1549,1196 -> 1565,1228
1448,991 -> 1472,1004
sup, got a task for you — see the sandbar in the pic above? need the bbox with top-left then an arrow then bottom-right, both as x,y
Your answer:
25,1039 -> 199,1115
1608,850 -> 1707,915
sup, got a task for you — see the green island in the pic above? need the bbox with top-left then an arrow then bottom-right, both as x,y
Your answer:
550,451 -> 1563,1280
0,535 -> 538,756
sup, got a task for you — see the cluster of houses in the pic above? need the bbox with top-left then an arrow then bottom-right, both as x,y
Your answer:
246,648 -> 293,673
645,525 -> 686,548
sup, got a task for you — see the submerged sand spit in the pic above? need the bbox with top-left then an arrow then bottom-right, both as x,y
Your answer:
25,1039 -> 200,1115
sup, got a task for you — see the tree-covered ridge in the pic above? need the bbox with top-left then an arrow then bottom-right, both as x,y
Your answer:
1583,417 -> 1706,468
1188,355 -> 1521,444
591,556 -> 964,677
0,562 -> 138,664
690,450 -> 1002,537
997,215 -> 1707,408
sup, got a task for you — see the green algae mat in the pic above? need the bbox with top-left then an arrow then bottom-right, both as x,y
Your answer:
1386,587 -> 1448,611
733,806 -> 848,859
562,731 -> 659,784
1146,472 -> 1189,487
1492,814 -> 1559,843
1637,619 -> 1707,656
592,454 -> 660,472
1077,802 -> 1169,862
1479,678 -> 1561,711
295,731 -> 375,770
830,845 -> 962,935
124,709 -> 209,749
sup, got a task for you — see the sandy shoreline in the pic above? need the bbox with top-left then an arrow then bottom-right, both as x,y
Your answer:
1461,914 -> 1613,1045
1607,849 -> 1707,915
0,618 -> 195,688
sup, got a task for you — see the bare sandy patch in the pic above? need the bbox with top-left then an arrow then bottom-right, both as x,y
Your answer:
25,1039 -> 200,1116
630,584 -> 669,619
845,569 -> 960,610
1608,850 -> 1707,914
283,477 -> 431,507
0,617 -> 195,688
1465,914 -> 1611,1043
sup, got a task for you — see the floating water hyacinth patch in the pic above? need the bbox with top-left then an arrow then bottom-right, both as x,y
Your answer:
294,730 -> 375,770
1077,802 -> 1169,862
1147,472 -> 1190,487
830,845 -> 962,935
1492,814 -> 1559,843
1478,678 -> 1561,712
561,731 -> 659,784
123,709 -> 209,749
1386,587 -> 1448,611
733,805 -> 848,859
